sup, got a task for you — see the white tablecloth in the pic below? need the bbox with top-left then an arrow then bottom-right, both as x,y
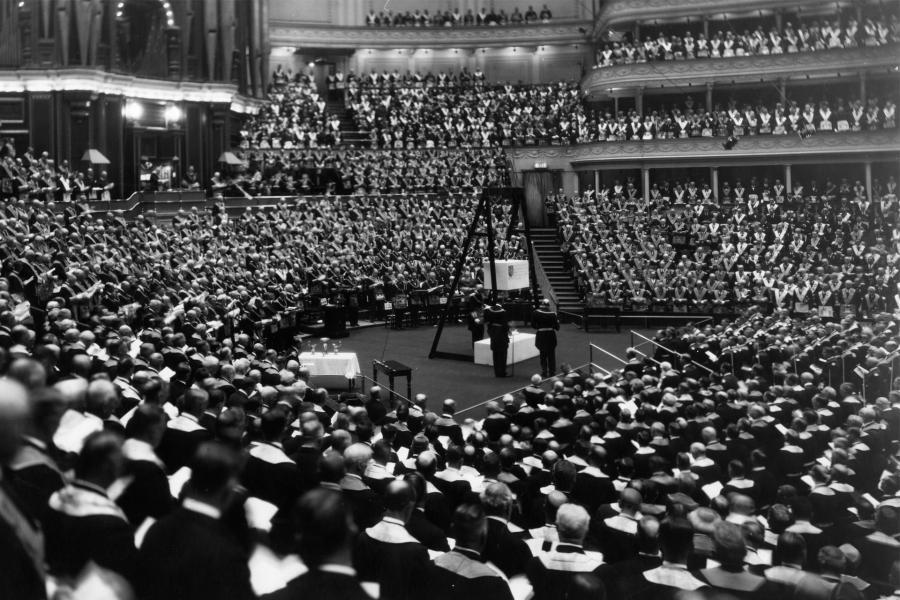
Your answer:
299,352 -> 361,379
474,332 -> 540,366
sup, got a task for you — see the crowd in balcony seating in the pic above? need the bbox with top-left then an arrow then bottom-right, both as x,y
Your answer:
1,187 -> 900,599
241,72 -> 342,151
0,142 -> 114,202
347,78 -> 584,148
579,96 -> 897,143
231,147 -> 510,196
551,172 -> 900,318
365,4 -> 554,27
596,14 -> 900,67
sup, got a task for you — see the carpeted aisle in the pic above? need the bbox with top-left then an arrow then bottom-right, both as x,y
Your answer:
313,322 -> 657,414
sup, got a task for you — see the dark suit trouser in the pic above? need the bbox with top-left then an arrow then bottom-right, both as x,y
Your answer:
492,345 -> 508,377
539,349 -> 555,377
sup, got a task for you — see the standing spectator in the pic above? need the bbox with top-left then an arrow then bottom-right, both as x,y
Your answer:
137,442 -> 255,600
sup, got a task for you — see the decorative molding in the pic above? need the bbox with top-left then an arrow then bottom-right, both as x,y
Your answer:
582,45 -> 900,93
507,129 -> 900,170
0,68 -> 263,113
269,19 -> 592,49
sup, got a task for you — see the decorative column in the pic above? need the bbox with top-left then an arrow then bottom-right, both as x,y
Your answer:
784,164 -> 791,197
635,87 -> 644,115
860,72 -> 867,106
705,82 -> 713,113
864,161 -> 872,202
711,166 -> 719,200
641,167 -> 650,202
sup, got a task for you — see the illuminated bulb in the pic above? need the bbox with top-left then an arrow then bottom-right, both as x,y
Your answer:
164,104 -> 182,121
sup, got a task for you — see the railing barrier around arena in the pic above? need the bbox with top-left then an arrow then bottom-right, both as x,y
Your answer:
356,374 -> 410,405
457,341 -> 628,416
629,330 -> 715,375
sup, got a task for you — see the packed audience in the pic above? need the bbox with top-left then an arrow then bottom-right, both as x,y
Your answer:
0,195 -> 521,326
596,13 -> 900,67
365,4 -> 554,27
581,96 -> 896,143
232,147 -> 510,195
244,65 -> 895,157
240,73 -> 342,151
552,172 -> 900,317
0,142 -> 115,202
347,79 -> 583,148
1,252 -> 899,598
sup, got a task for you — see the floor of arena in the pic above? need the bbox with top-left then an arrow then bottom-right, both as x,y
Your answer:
333,322 -> 656,414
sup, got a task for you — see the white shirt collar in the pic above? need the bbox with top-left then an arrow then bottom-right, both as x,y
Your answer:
182,497 -> 222,520
319,564 -> 357,577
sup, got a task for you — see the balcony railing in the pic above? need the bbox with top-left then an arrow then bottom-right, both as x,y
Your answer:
507,128 -> 900,170
582,44 -> 900,94
269,19 -> 592,50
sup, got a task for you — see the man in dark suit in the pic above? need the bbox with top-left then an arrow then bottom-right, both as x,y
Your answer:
137,442 -> 255,600
481,481 -> 531,577
698,521 -> 768,598
434,399 -> 464,446
572,445 -> 616,515
261,488 -> 370,600
242,407 -> 301,511
354,479 -> 430,600
465,287 -> 485,346
341,443 -> 384,529
117,404 -> 176,526
634,517 -> 708,599
526,503 -> 606,600
597,516 -> 662,599
43,431 -> 138,582
430,502 -> 515,600
7,386 -> 67,523
532,299 -> 560,377
0,379 -> 48,600
404,472 -> 450,552
157,388 -> 212,473
485,302 -> 510,377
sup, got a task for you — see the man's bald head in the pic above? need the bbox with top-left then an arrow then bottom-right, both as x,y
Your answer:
7,358 -> 46,391
383,480 -> 416,522
343,443 -> 372,476
556,503 -> 590,545
620,488 -> 643,514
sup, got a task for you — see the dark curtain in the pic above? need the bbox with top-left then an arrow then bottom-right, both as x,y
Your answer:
522,170 -> 559,227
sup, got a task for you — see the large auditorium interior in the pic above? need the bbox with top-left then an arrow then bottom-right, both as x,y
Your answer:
0,0 -> 898,598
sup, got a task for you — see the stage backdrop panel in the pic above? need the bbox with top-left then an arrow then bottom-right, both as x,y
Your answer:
483,260 -> 529,290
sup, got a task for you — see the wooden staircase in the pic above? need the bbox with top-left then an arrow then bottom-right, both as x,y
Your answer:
530,228 -> 583,319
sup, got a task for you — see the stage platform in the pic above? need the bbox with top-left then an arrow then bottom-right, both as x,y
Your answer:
319,322 -> 655,414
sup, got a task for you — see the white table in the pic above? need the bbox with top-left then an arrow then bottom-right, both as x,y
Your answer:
474,332 -> 540,366
299,352 -> 361,379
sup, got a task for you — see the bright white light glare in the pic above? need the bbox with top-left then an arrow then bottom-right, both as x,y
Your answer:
164,104 -> 182,121
124,100 -> 144,120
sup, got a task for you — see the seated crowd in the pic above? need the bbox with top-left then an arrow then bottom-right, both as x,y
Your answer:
0,142 -> 114,202
0,193 -> 521,333
241,73 -> 342,151
582,96 -> 896,143
231,147 -> 509,195
1,268 -> 899,599
365,4 -> 554,27
596,12 -> 900,67
347,79 -> 583,148
551,172 -> 899,316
